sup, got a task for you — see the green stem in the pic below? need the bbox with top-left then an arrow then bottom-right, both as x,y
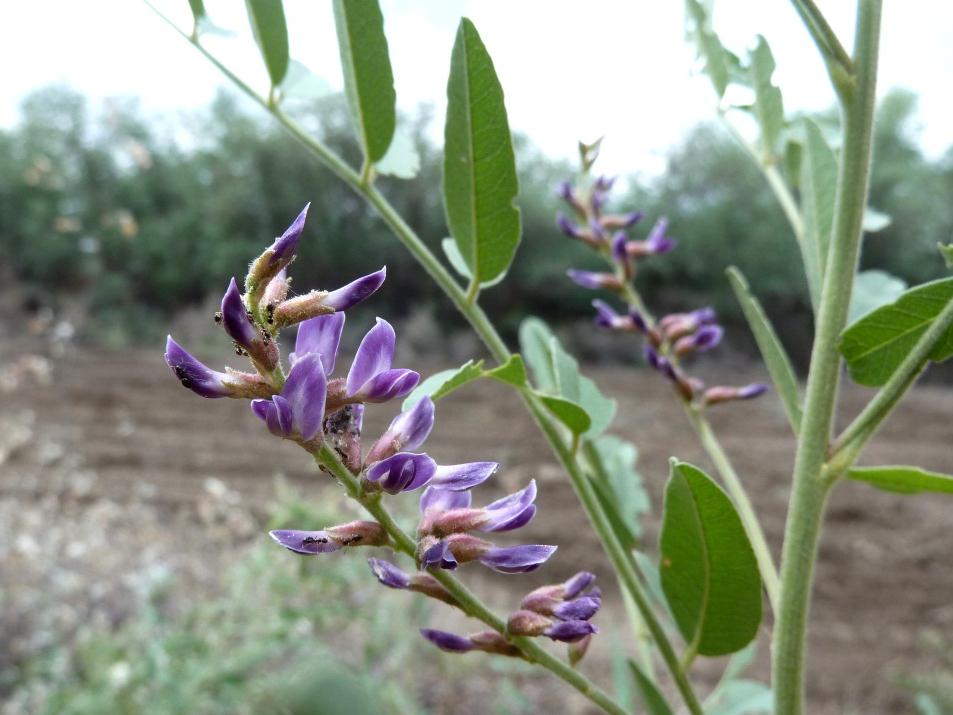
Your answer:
684,407 -> 780,613
773,3 -> 882,713
791,0 -> 854,80
151,8 -> 703,710
830,293 -> 953,466
313,445 -> 628,715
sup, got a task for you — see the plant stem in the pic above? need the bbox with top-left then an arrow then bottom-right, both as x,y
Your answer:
773,3 -> 882,713
684,407 -> 780,612
789,0 -> 854,82
152,8 -> 703,710
830,293 -> 953,466
313,446 -> 628,715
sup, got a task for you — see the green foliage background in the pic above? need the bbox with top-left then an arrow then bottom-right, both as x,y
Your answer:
2,85 -> 950,360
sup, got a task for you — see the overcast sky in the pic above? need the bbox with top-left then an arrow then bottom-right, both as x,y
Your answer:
1,1 -> 950,177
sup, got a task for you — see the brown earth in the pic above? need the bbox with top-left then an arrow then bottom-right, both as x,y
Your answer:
2,337 -> 952,714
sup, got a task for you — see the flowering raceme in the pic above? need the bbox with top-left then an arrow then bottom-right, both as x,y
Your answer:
557,174 -> 766,408
163,205 -> 585,665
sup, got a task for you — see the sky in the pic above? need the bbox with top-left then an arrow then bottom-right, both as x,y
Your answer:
1,1 -> 950,178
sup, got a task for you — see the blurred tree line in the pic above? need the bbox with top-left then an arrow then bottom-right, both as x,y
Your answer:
1,85 -> 950,363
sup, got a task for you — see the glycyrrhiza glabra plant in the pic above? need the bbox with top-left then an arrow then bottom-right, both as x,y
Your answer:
150,0 -> 953,712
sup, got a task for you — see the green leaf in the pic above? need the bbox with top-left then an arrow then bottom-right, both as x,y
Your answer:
440,238 -> 505,288
847,466 -> 953,495
538,394 -> 591,435
332,0 -> 396,164
401,360 -> 485,409
727,267 -> 802,434
749,36 -> 784,158
548,337 -> 615,437
840,277 -> 953,386
686,0 -> 729,97
245,0 -> 289,87
518,317 -> 558,392
443,18 -> 521,287
939,242 -> 953,269
628,661 -> 675,715
660,461 -> 762,657
799,118 -> 837,309
375,125 -> 420,179
862,207 -> 891,232
848,269 -> 907,324
486,354 -> 527,387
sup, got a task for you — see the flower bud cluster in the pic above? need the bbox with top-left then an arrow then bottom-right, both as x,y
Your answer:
555,173 -> 766,409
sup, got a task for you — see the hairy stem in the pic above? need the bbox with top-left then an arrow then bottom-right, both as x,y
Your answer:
772,2 -> 882,713
313,445 -> 628,715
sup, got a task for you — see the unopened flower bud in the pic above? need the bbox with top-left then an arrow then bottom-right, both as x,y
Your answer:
468,630 -> 522,657
246,204 -> 309,294
165,337 -> 273,399
703,382 -> 768,406
674,324 -> 724,356
260,269 -> 290,323
221,278 -> 279,372
555,181 -> 587,218
567,269 -> 622,291
600,211 -> 643,229
507,609 -> 554,636
544,620 -> 598,643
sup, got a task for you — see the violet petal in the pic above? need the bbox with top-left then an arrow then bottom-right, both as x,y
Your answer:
562,571 -> 596,599
544,619 -> 598,643
282,354 -> 327,441
386,396 -> 435,452
165,336 -> 230,398
269,204 -> 309,266
292,312 -> 345,372
421,540 -> 458,570
346,318 -> 395,396
431,461 -> 498,491
366,452 -> 437,494
221,277 -> 258,350
353,368 -> 420,403
269,529 -> 340,555
554,593 -> 602,621
478,544 -> 557,574
367,557 -> 411,589
420,486 -> 472,515
420,628 -> 472,653
480,480 -> 538,532
324,267 -> 387,311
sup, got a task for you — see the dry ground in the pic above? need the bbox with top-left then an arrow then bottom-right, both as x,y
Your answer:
2,337 -> 952,713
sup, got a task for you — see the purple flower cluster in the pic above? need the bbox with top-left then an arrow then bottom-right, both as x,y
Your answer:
164,205 -> 577,667
556,177 -> 766,408
419,571 -> 601,663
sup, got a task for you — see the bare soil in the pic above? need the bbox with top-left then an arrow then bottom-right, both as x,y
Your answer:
2,338 -> 952,714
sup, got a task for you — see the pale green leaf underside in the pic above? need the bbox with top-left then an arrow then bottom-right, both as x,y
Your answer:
443,18 -> 521,286
840,276 -> 953,386
332,0 -> 396,163
848,269 -> 907,324
848,466 -> 953,495
799,117 -> 837,310
727,267 -> 802,434
376,124 -> 420,179
441,238 -> 505,288
244,0 -> 289,87
749,35 -> 784,158
629,661 -> 675,715
660,461 -> 762,657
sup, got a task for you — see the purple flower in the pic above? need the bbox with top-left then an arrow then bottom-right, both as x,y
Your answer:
420,481 -> 538,536
555,180 -> 573,202
421,628 -> 473,653
601,211 -> 644,229
221,277 -> 278,370
246,205 -> 310,290
364,396 -> 435,464
270,204 -> 309,268
703,382 -> 768,406
566,269 -> 620,291
366,452 -> 437,494
478,544 -> 556,574
344,318 -> 420,403
368,557 -> 411,589
431,461 -> 498,491
291,312 -> 345,369
520,572 -> 600,619
556,213 -> 583,239
164,336 -> 233,398
250,353 -> 327,442
553,590 -> 602,620
544,620 -> 598,643
563,571 -> 596,599
323,267 -> 387,311
660,307 -> 717,340
269,529 -> 341,554
592,299 -> 634,332
645,217 -> 676,254
271,268 -> 386,327
674,324 -> 724,356
420,539 -> 458,570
